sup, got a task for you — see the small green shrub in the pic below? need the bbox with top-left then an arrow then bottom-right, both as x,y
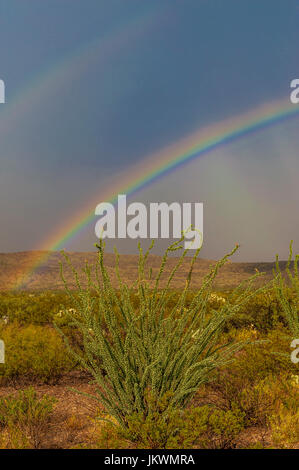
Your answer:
268,405 -> 299,449
0,387 -> 56,448
213,338 -> 299,427
222,327 -> 298,385
224,289 -> 284,333
118,391 -> 209,449
0,291 -> 73,325
0,323 -> 75,383
236,375 -> 295,426
94,397 -> 244,449
205,405 -> 245,449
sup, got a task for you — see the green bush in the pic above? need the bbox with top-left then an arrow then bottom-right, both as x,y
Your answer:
118,391 -> 209,449
224,289 -> 285,333
212,328 -> 299,427
205,405 -> 245,449
94,396 -> 244,449
0,387 -> 56,448
0,322 -> 75,383
0,291 -> 74,325
268,405 -> 299,449
222,326 -> 298,384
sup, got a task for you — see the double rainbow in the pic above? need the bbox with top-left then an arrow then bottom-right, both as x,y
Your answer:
13,97 -> 299,289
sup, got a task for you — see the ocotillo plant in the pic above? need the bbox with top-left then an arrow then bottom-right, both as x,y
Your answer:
56,236 -> 265,429
274,241 -> 299,338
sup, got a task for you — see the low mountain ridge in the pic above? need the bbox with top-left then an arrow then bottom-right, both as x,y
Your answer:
0,251 -> 287,291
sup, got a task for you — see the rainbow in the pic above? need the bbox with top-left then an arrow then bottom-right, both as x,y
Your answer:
0,5 -> 160,139
0,3 -> 161,289
13,96 -> 299,289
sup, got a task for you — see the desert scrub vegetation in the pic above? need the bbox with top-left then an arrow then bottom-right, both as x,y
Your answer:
0,240 -> 298,448
92,398 -> 245,449
0,291 -> 74,325
0,387 -> 56,448
0,322 -> 76,384
268,405 -> 299,449
275,241 -> 299,338
223,289 -> 285,333
55,236 -> 271,446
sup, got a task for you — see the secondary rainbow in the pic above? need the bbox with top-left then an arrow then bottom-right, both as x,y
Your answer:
13,97 -> 299,289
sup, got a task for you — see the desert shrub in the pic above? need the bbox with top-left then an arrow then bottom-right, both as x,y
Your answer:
268,405 -> 299,449
90,421 -> 131,449
57,237 -> 267,430
0,291 -> 74,326
94,397 -> 244,449
205,405 -> 245,449
222,326 -> 298,385
274,241 -> 299,338
117,391 -> 209,449
0,387 -> 56,448
211,327 -> 299,428
0,322 -> 75,383
0,425 -> 32,449
236,375 -> 297,426
224,289 -> 285,333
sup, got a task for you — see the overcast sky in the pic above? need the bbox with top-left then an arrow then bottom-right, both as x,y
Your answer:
0,0 -> 298,261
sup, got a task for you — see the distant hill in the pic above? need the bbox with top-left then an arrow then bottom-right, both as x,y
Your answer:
0,250 -> 288,291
